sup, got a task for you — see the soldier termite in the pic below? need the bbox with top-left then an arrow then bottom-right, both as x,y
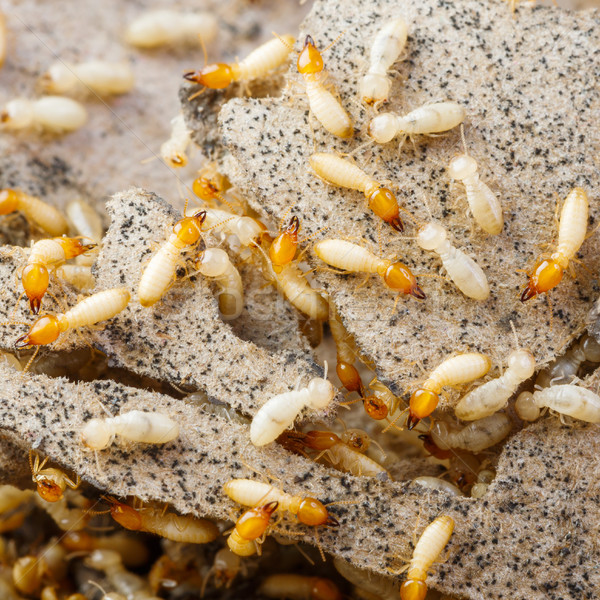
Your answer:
160,113 -> 192,168
406,352 -> 491,429
194,248 -> 244,319
137,210 -> 206,307
29,450 -> 80,503
296,34 -> 353,138
184,34 -> 295,93
125,10 -> 218,48
309,153 -> 404,231
398,515 -> 454,600
39,61 -> 134,97
269,216 -> 301,272
0,189 -> 68,236
80,409 -> 180,450
359,17 -> 408,107
447,129 -> 503,235
521,384 -> 600,423
0,96 -> 87,134
21,236 -> 97,313
416,222 -> 490,300
227,501 -> 279,556
430,413 -> 512,453
313,239 -> 426,305
250,370 -> 335,446
521,187 -> 589,302
368,101 -> 465,146
259,574 -> 343,600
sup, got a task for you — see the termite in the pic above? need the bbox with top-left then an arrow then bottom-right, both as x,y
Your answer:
259,574 -> 343,600
416,222 -> 489,300
35,491 -> 91,531
29,450 -> 80,503
521,187 -> 588,302
412,477 -> 463,497
138,210 -> 206,307
269,216 -> 301,272
407,352 -> 491,429
55,264 -> 95,291
184,34 -> 295,91
13,543 -> 67,597
21,236 -> 97,313
359,17 -> 408,106
470,467 -> 496,499
81,409 -> 179,450
201,548 -> 243,593
160,113 -> 192,168
203,207 -> 268,248
430,413 -> 512,453
40,61 -> 134,96
65,198 -> 104,246
0,96 -> 87,134
309,153 -> 404,231
0,189 -> 68,236
523,384 -> 600,423
60,531 -> 149,568
227,501 -> 279,556
194,248 -> 244,319
250,370 -> 335,446
369,377 -> 404,420
313,239 -> 425,303
368,101 -> 465,145
125,10 -> 218,48
399,515 -> 454,600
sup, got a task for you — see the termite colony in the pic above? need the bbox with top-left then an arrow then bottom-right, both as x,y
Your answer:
0,1 -> 597,599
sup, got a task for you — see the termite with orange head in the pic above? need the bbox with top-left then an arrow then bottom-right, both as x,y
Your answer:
296,34 -> 353,138
521,187 -> 588,302
22,236 -> 97,313
269,216 -> 301,272
368,101 -> 465,146
406,352 -> 491,429
184,34 -> 295,92
309,153 -> 404,231
359,17 -> 408,106
29,450 -> 80,503
40,61 -> 134,97
138,209 -> 206,307
0,96 -> 87,134
125,10 -> 218,48
416,222 -> 489,300
399,515 -> 454,600
313,239 -> 426,304
259,574 -> 343,600
369,377 -> 404,422
160,113 -> 192,168
0,189 -> 68,236
430,413 -> 512,453
227,501 -> 279,556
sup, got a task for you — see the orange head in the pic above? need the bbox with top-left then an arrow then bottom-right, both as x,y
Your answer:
193,176 -> 221,202
22,263 -> 49,314
297,35 -> 324,75
335,360 -> 364,395
303,430 -> 339,451
183,63 -> 234,89
407,388 -> 439,430
55,236 -> 97,259
367,188 -> 403,232
173,211 -> 207,245
521,258 -> 564,302
400,579 -> 428,600
60,531 -> 94,552
15,314 -> 61,348
297,497 -> 338,527
383,263 -> 426,299
419,433 -> 452,459
235,501 -> 279,540
269,216 -> 300,269
108,499 -> 143,531
309,577 -> 343,600
36,478 -> 64,502
363,395 -> 388,420
0,189 -> 19,215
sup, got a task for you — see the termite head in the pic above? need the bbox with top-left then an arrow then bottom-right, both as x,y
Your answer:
35,476 -> 64,503
0,189 -> 19,214
520,258 -> 563,302
80,418 -> 112,450
15,315 -> 61,348
335,360 -> 364,395
174,211 -> 207,245
269,216 -> 300,269
193,175 -> 220,202
307,377 -> 335,409
303,430 -> 339,451
407,388 -> 439,430
360,73 -> 391,106
104,497 -> 143,531
400,579 -> 428,600
416,222 -> 446,252
341,428 -> 370,452
183,63 -> 234,89
297,497 -> 338,527
22,263 -> 50,314
368,187 -> 404,232
236,501 -> 279,540
448,154 -> 478,181
508,348 -> 536,379
383,263 -> 426,300
362,395 -> 388,420
56,236 -> 98,259
297,35 -> 324,74
368,113 -> 398,144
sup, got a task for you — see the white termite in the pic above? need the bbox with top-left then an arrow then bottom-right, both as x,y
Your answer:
368,101 -> 465,144
125,10 -> 218,48
80,410 -> 180,450
40,61 -> 134,96
412,477 -> 463,497
430,413 -> 512,453
359,17 -> 408,106
0,96 -> 87,134
250,372 -> 335,446
527,384 -> 600,423
160,113 -> 192,168
416,222 -> 489,300
455,349 -> 536,420
0,189 -> 68,236
55,264 -> 95,291
66,198 -> 104,244
195,248 -> 244,319
203,208 -> 266,247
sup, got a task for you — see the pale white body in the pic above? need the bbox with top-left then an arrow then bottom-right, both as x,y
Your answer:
81,409 -> 180,450
160,113 -> 191,168
233,35 -> 295,81
138,509 -> 218,544
552,187 -> 588,268
531,384 -> 600,423
250,377 -> 335,446
40,61 -> 134,96
224,480 -> 313,517
314,239 -> 385,274
304,77 -> 353,138
368,101 -> 465,143
514,391 -> 541,422
66,198 -> 104,243
412,477 -> 463,497
203,208 -> 265,247
407,515 -> 454,582
125,10 -> 218,48
329,303 -> 358,364
55,264 -> 95,290
196,248 -> 244,319
309,152 -> 379,195
59,287 -> 129,331
423,353 -> 491,392
359,18 -> 408,105
431,413 -> 512,452
27,238 -> 70,268
417,222 -> 489,300
448,154 -> 503,235
321,441 -> 391,479
0,190 -> 68,236
455,349 -> 536,420
0,96 -> 87,133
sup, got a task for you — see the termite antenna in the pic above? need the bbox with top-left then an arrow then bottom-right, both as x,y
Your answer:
271,31 -> 295,53
323,30 -> 346,54
323,360 -> 329,380
460,123 -> 468,154
509,319 -> 520,350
